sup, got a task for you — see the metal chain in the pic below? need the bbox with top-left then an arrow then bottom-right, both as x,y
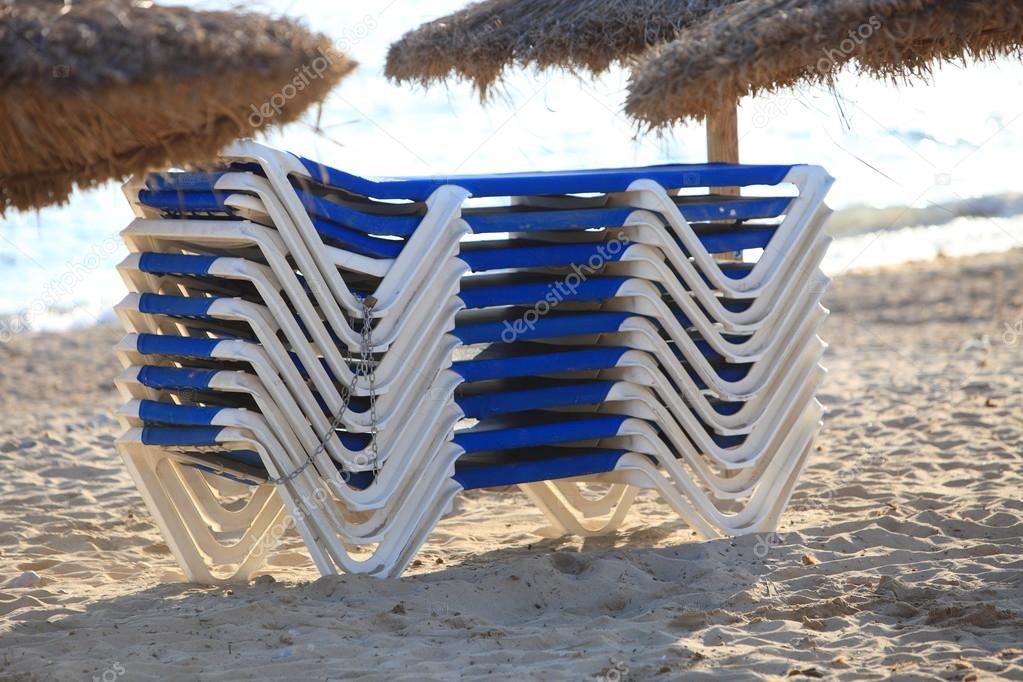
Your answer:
360,297 -> 380,474
268,296 -> 378,485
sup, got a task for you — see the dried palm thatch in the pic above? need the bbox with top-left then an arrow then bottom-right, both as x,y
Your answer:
626,0 -> 1023,128
0,0 -> 356,213
385,0 -> 741,97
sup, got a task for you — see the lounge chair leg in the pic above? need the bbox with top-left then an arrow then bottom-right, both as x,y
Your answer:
519,482 -> 638,536
118,439 -> 288,583
549,481 -> 632,518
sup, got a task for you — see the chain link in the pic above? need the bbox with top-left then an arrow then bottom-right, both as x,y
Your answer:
360,297 -> 380,474
268,296 -> 378,485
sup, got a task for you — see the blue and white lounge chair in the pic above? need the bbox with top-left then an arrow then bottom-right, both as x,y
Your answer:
112,296 -> 826,564
129,143 -> 832,333
117,396 -> 822,578
113,288 -> 827,466
111,142 -> 833,582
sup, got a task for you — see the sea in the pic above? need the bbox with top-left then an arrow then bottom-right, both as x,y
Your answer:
2,0 -> 1022,333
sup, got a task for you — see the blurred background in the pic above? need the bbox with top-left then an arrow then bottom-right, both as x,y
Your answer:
2,0 -> 1022,333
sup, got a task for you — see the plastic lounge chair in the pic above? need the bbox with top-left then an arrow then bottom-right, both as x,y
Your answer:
134,149 -> 831,327
123,399 -> 822,578
115,288 -> 826,456
111,142 -> 834,582
115,426 -> 333,583
114,325 -> 825,518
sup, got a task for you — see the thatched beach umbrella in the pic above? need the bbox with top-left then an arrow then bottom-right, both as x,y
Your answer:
626,0 -> 1023,128
0,0 -> 355,213
385,0 -> 741,98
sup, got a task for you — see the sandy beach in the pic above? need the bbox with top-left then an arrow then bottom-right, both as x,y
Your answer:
0,251 -> 1021,681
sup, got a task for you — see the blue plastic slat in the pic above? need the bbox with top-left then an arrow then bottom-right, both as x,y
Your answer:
459,228 -> 772,265
138,400 -> 222,426
459,242 -> 626,272
137,253 -> 218,276
453,414 -> 629,453
225,452 -> 264,471
338,431 -> 372,451
699,226 -> 775,253
688,362 -> 751,390
458,277 -> 628,310
342,470 -> 376,490
464,207 -> 637,233
712,433 -> 746,449
457,381 -> 617,419
312,220 -> 768,262
137,366 -> 217,391
212,449 -> 265,472
712,401 -> 743,416
138,293 -> 216,318
677,196 -> 792,223
297,155 -> 796,201
454,448 -> 628,490
454,312 -> 632,345
141,426 -> 223,447
296,189 -> 422,237
137,190 -> 231,214
462,196 -> 792,233
135,334 -> 222,358
453,347 -> 630,383
145,171 -> 227,192
184,460 -> 264,486
311,218 -> 404,259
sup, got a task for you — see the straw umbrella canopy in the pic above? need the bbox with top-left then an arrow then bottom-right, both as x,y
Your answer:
626,0 -> 1023,128
385,0 -> 741,98
0,0 -> 356,213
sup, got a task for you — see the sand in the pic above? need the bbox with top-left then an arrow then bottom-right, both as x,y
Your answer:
1,251 -> 1021,681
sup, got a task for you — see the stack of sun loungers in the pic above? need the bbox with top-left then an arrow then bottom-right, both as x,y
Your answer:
111,141 -> 834,582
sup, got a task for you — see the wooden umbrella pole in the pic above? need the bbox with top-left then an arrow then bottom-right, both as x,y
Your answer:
707,100 -> 741,482
706,101 -> 740,193
707,102 -> 741,269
